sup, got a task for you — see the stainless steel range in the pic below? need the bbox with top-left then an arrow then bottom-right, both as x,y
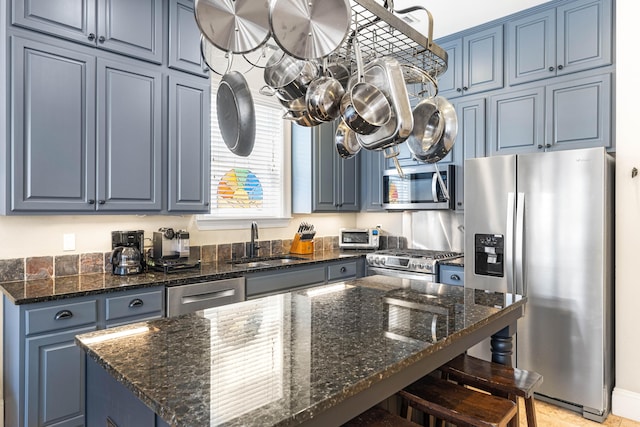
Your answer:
366,249 -> 463,282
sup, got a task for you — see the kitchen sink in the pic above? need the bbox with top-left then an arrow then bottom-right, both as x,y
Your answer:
229,255 -> 308,269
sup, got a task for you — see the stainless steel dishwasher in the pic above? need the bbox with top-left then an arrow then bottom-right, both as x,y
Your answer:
166,277 -> 245,317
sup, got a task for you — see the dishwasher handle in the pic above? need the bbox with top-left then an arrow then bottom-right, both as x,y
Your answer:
166,277 -> 246,317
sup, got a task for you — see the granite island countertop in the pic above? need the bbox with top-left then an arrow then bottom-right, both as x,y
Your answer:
0,250 -> 367,305
76,275 -> 524,427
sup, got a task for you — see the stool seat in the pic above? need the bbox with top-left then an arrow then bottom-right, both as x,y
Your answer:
440,354 -> 543,427
342,407 -> 417,426
400,375 -> 517,427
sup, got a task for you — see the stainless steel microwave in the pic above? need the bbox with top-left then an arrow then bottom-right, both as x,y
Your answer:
382,164 -> 455,210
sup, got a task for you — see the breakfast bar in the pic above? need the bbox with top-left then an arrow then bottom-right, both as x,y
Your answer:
76,275 -> 525,427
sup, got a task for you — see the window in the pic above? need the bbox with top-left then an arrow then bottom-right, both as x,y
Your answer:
197,72 -> 291,230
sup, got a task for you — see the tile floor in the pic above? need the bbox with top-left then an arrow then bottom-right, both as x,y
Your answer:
523,399 -> 640,427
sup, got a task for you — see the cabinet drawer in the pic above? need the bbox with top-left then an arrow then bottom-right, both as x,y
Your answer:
105,289 -> 164,322
327,261 -> 357,282
439,265 -> 464,286
25,299 -> 98,335
246,266 -> 325,298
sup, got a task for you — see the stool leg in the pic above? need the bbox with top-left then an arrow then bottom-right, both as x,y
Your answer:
524,397 -> 538,427
507,395 -> 519,427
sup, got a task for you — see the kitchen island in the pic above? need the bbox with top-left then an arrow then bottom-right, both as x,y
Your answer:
76,275 -> 525,427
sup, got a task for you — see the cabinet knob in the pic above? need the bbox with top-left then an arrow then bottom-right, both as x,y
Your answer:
456,88 -> 462,93
340,266 -> 347,273
54,310 -> 73,321
557,64 -> 564,70
462,86 -> 468,91
205,202 -> 210,206
537,144 -> 543,149
98,200 -> 106,205
98,36 -> 106,43
129,298 -> 144,308
451,274 -> 461,281
548,66 -> 554,72
88,199 -> 95,205
457,201 -> 462,206
88,33 -> 96,41
545,143 -> 551,148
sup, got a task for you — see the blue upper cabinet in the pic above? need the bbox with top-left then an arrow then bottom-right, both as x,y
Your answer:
507,0 -> 612,85
437,25 -> 504,99
169,0 -> 209,77
11,0 -> 164,63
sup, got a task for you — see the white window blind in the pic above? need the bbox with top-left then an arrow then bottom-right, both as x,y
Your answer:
206,74 -> 286,220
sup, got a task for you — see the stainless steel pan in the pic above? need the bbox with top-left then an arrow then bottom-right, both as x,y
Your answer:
335,119 -> 361,159
407,96 -> 457,164
263,49 -> 319,101
217,71 -> 256,157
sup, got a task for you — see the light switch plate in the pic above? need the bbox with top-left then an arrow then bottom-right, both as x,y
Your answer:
63,233 -> 76,251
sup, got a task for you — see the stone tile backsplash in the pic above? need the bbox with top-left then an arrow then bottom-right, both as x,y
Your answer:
0,235 -> 407,281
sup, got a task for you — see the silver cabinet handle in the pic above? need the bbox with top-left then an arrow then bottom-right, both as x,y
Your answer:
182,289 -> 236,304
129,298 -> 144,308
54,310 -> 73,320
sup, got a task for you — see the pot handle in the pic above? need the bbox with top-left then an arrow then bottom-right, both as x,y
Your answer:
384,146 -> 405,179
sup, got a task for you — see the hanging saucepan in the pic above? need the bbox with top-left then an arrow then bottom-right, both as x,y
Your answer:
340,35 -> 391,135
263,49 -> 319,101
334,119 -> 361,159
269,0 -> 351,60
217,71 -> 256,157
305,59 -> 346,122
195,0 -> 270,54
407,96 -> 457,164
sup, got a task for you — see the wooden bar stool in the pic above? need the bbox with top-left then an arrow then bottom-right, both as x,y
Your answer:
399,375 -> 518,427
439,354 -> 543,427
342,406 -> 418,426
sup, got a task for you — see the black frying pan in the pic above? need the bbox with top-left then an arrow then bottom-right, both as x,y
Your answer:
216,71 -> 256,157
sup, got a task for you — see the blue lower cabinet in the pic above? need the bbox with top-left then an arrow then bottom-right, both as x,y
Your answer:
439,264 -> 464,286
26,326 -> 96,427
86,357 -> 163,427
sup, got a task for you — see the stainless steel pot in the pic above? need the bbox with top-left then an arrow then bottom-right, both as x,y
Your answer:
340,37 -> 391,135
305,61 -> 345,122
335,119 -> 361,159
263,49 -> 319,101
407,96 -> 457,164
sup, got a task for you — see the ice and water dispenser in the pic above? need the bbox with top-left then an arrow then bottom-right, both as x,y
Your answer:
474,234 -> 504,277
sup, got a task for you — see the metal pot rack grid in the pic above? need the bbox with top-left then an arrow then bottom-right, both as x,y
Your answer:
335,0 -> 448,79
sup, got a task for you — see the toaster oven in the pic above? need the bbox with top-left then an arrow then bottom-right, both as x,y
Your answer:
339,228 -> 380,250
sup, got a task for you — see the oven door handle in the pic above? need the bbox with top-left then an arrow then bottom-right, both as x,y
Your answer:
368,267 -> 436,282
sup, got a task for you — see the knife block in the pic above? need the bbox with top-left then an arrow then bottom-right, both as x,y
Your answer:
290,233 -> 314,255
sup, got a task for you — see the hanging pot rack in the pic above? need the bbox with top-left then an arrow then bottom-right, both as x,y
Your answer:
339,0 -> 449,78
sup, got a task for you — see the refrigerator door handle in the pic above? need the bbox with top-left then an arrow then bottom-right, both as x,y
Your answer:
505,192 -> 516,295
515,193 -> 525,296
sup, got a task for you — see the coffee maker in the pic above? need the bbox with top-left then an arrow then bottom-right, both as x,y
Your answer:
148,228 -> 199,273
110,230 -> 145,275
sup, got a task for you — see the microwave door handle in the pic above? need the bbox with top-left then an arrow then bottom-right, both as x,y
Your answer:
433,164 -> 450,201
515,193 -> 525,296
505,192 -> 516,296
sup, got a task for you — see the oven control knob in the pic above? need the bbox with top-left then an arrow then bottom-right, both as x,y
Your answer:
419,263 -> 425,269
380,257 -> 386,265
374,257 -> 381,265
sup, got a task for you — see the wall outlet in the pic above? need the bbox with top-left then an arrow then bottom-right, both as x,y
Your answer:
63,233 -> 76,251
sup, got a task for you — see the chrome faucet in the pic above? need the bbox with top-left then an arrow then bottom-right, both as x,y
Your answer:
249,221 -> 259,258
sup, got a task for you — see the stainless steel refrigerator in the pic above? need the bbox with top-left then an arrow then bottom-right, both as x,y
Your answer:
464,147 -> 614,422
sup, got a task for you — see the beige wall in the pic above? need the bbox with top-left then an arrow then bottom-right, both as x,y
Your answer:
612,0 -> 640,420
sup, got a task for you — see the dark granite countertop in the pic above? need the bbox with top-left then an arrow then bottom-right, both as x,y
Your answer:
0,251 -> 366,305
76,275 -> 525,427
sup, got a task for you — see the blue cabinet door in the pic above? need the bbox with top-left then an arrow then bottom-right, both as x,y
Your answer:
10,36 -> 97,212
95,57 -> 162,211
436,38 -> 463,98
546,72 -> 612,151
169,0 -> 209,77
11,0 -> 164,63
452,96 -> 486,211
167,74 -> 211,212
507,0 -> 612,85
25,326 -> 97,427
489,86 -> 545,156
360,149 -> 384,212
